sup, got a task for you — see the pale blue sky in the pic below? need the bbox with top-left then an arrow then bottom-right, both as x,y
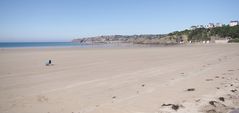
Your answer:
0,0 -> 239,42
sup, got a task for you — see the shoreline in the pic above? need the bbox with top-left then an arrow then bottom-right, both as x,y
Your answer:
0,42 -> 237,50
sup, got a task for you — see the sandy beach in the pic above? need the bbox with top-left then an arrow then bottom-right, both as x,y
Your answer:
0,44 -> 239,113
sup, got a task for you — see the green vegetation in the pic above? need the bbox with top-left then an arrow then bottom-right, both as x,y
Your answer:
228,38 -> 239,43
169,25 -> 239,42
188,28 -> 210,41
210,25 -> 239,39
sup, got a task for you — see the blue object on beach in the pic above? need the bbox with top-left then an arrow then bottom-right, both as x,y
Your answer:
230,109 -> 239,113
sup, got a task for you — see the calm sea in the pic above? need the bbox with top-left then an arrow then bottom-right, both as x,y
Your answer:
0,42 -> 82,48
0,42 -> 160,48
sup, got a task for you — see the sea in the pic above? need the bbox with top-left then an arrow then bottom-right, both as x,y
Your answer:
0,42 -> 85,48
0,42 -> 140,48
0,42 -> 167,48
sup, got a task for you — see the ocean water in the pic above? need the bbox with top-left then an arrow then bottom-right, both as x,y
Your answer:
0,42 -> 83,48
0,42 -> 163,48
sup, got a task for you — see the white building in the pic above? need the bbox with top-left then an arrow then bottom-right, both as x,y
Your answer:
215,23 -> 222,27
197,25 -> 204,28
190,26 -> 197,30
207,23 -> 215,28
229,21 -> 239,26
190,25 -> 204,30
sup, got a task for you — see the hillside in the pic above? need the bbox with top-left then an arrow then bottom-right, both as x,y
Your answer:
72,25 -> 239,44
72,34 -> 174,44
169,25 -> 239,43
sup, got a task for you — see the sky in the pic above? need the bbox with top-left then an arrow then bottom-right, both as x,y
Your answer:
0,0 -> 239,42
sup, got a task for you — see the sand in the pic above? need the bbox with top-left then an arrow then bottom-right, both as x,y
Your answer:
0,44 -> 239,113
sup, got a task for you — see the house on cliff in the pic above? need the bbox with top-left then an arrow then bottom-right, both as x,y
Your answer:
229,21 -> 239,27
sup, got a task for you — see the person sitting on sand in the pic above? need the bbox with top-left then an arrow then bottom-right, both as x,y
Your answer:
45,60 -> 53,66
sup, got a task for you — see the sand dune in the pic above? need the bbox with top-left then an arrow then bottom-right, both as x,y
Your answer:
0,44 -> 239,113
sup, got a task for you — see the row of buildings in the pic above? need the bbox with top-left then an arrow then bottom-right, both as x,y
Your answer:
190,20 -> 239,30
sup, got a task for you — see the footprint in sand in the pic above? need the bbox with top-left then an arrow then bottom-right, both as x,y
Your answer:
141,84 -> 145,87
205,79 -> 214,81
136,90 -> 139,94
228,70 -> 234,72
195,99 -> 201,102
37,95 -> 48,103
218,58 -> 222,62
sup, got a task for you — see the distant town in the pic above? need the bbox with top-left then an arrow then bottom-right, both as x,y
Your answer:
190,20 -> 239,30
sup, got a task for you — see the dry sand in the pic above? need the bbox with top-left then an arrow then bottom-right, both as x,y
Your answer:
0,44 -> 239,113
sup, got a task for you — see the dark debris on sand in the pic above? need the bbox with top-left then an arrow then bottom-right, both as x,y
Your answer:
186,88 -> 195,91
201,100 -> 231,113
208,100 -> 227,107
231,89 -> 237,92
161,104 -> 183,111
171,105 -> 179,111
219,97 -> 225,102
209,101 -> 217,107
161,104 -> 172,106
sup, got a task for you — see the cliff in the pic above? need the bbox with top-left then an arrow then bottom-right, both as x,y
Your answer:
72,34 -> 183,44
72,25 -> 239,44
